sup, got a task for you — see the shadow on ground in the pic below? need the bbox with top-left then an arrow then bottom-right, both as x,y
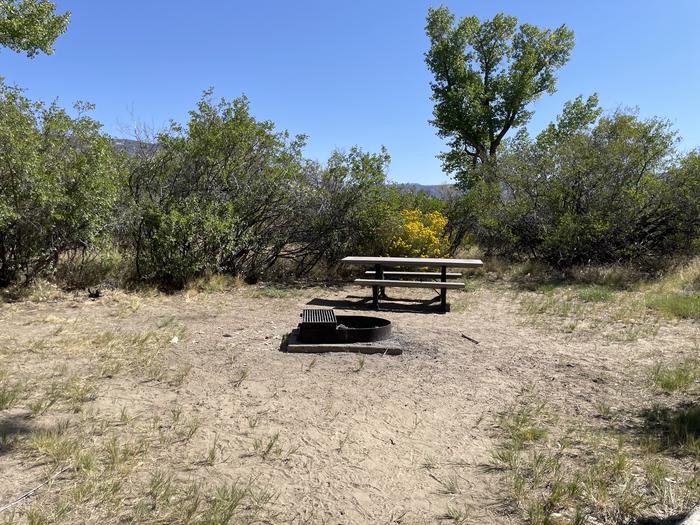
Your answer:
0,412 -> 35,456
604,400 -> 700,463
635,515 -> 688,524
307,295 -> 444,314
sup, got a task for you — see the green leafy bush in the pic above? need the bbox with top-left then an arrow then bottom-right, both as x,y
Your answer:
453,96 -> 700,269
287,147 -> 395,274
0,82 -> 123,286
123,91 -> 308,286
124,91 -> 396,286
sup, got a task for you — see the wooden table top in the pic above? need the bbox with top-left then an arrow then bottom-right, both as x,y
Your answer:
341,256 -> 483,268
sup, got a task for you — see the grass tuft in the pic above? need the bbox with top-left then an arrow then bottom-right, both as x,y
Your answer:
493,397 -> 700,524
248,285 -> 296,299
253,433 -> 281,460
0,380 -> 23,410
353,355 -> 366,373
650,359 -> 699,392
646,293 -> 700,319
577,285 -> 613,303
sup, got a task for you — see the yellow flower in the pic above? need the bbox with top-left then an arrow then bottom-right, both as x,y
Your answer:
389,209 -> 449,258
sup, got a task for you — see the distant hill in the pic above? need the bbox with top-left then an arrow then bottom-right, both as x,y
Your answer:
395,182 -> 454,198
111,138 -> 157,157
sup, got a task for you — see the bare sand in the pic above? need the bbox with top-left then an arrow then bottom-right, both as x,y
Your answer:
0,283 -> 697,523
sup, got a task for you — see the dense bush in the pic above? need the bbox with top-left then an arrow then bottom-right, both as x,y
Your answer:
122,91 -> 402,286
279,146 -> 394,276
451,96 -> 700,268
0,82 -> 123,286
2,84 -> 698,289
389,209 -> 450,258
122,92 -> 310,286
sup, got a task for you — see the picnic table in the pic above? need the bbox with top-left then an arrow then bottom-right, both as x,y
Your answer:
341,256 -> 483,312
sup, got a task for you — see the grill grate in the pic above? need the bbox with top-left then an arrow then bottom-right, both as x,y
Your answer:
301,308 -> 337,325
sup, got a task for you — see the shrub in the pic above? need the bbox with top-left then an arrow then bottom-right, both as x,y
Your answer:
123,91 -> 394,286
389,209 -> 450,258
0,82 -> 123,286
285,146 -> 393,274
452,96 -> 700,269
123,91 -> 309,286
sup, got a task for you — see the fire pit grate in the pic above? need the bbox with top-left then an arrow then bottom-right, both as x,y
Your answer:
298,308 -> 392,344
301,308 -> 337,325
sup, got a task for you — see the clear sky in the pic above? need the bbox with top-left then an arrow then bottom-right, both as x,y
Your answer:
2,1 -> 699,184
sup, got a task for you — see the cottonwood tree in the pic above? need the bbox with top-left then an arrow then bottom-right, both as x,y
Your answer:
0,0 -> 69,57
425,7 -> 574,186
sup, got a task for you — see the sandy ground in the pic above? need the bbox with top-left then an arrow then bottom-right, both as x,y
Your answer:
0,283 -> 698,524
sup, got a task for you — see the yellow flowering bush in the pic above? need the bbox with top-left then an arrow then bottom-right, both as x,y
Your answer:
389,209 -> 450,258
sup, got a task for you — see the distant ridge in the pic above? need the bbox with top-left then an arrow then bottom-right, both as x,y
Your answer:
394,182 -> 454,198
111,138 -> 157,157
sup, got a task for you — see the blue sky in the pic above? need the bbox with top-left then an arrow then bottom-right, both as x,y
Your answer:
2,1 -> 699,184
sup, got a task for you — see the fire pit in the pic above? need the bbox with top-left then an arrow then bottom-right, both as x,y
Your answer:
299,309 -> 392,343
283,308 -> 401,354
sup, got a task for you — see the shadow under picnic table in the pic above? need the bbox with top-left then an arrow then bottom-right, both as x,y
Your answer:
306,295 -> 443,314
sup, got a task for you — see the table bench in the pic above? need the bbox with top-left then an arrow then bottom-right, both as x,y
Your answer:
341,256 -> 483,312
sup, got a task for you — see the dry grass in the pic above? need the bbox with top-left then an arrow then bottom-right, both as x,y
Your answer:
510,260 -> 700,339
492,393 -> 700,525
0,269 -> 698,524
0,322 -> 277,524
650,359 -> 700,393
516,284 -> 660,342
184,273 -> 243,294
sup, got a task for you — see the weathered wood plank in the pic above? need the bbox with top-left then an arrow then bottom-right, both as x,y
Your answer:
342,256 -> 483,268
364,271 -> 462,278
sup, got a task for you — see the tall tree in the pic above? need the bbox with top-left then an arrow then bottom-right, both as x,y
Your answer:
425,7 -> 574,184
0,0 -> 70,58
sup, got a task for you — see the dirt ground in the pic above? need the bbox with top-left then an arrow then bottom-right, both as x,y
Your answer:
0,282 -> 698,524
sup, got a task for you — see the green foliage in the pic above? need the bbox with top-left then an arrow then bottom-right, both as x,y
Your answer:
288,146 -> 393,274
124,90 -> 394,286
425,8 -> 574,184
577,285 -> 613,303
0,0 -> 69,57
455,97 -> 700,269
0,82 -> 123,285
646,293 -> 700,320
124,91 -> 308,286
650,359 -> 699,392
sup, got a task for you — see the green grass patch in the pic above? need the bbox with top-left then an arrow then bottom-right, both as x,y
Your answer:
650,360 -> 699,392
248,285 -> 296,299
0,381 -> 23,410
577,285 -> 613,303
646,293 -> 700,319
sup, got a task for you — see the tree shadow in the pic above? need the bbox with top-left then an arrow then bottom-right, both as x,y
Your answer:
0,412 -> 35,456
634,515 -> 688,525
634,401 -> 700,459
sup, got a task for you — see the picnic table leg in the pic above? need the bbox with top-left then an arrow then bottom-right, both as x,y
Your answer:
372,264 -> 381,309
440,265 -> 448,312
376,264 -> 387,299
